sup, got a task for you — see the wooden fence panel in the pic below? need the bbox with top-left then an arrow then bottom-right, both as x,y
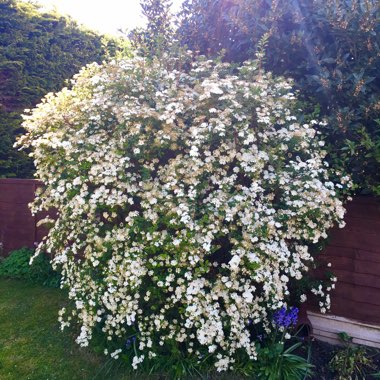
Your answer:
312,196 -> 380,326
0,179 -> 41,256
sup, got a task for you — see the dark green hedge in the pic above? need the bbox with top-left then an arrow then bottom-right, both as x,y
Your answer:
177,0 -> 380,194
0,0 -> 128,178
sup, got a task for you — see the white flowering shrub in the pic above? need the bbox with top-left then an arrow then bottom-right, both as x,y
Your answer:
19,54 -> 350,372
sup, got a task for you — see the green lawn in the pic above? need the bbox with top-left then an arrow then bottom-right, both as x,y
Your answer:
0,279 -> 132,380
0,279 -> 243,380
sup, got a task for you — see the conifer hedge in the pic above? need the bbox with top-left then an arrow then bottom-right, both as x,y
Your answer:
0,0 -> 128,177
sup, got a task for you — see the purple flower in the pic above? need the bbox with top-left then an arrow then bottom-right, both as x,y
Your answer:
273,306 -> 299,328
125,336 -> 137,348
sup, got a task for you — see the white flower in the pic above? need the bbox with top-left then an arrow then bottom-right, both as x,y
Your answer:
229,255 -> 241,271
189,146 -> 199,157
173,238 -> 181,246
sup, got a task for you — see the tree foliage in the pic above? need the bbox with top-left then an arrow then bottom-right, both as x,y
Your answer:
129,0 -> 174,57
0,0 -> 128,178
177,0 -> 380,194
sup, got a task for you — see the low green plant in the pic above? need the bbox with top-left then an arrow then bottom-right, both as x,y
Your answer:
255,341 -> 312,380
254,307 -> 313,380
329,332 -> 376,380
0,247 -> 60,287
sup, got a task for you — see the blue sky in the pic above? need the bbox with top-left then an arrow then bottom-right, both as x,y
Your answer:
33,0 -> 184,35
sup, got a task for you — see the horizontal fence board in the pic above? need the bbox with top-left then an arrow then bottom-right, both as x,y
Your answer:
327,229 -> 380,251
338,217 -> 380,235
308,311 -> 380,348
322,257 -> 380,276
344,197 -> 380,219
310,299 -> 380,326
330,270 -> 380,289
321,247 -> 380,263
0,185 -> 36,204
331,283 -> 380,306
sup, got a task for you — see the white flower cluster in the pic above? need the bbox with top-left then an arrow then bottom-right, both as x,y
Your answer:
18,53 -> 349,371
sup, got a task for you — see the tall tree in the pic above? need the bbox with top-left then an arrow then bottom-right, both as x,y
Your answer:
129,0 -> 174,57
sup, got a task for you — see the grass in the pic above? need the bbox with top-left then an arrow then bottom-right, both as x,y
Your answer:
0,278 -> 133,380
0,279 -> 245,380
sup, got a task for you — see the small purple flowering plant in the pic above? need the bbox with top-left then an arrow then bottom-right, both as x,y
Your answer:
273,306 -> 299,330
253,306 -> 313,378
125,336 -> 137,349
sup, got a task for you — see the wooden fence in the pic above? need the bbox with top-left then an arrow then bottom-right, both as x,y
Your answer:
306,196 -> 380,346
0,179 -> 45,256
323,197 -> 380,325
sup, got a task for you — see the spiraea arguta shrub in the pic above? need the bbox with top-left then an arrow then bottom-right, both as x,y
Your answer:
19,52 -> 350,372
